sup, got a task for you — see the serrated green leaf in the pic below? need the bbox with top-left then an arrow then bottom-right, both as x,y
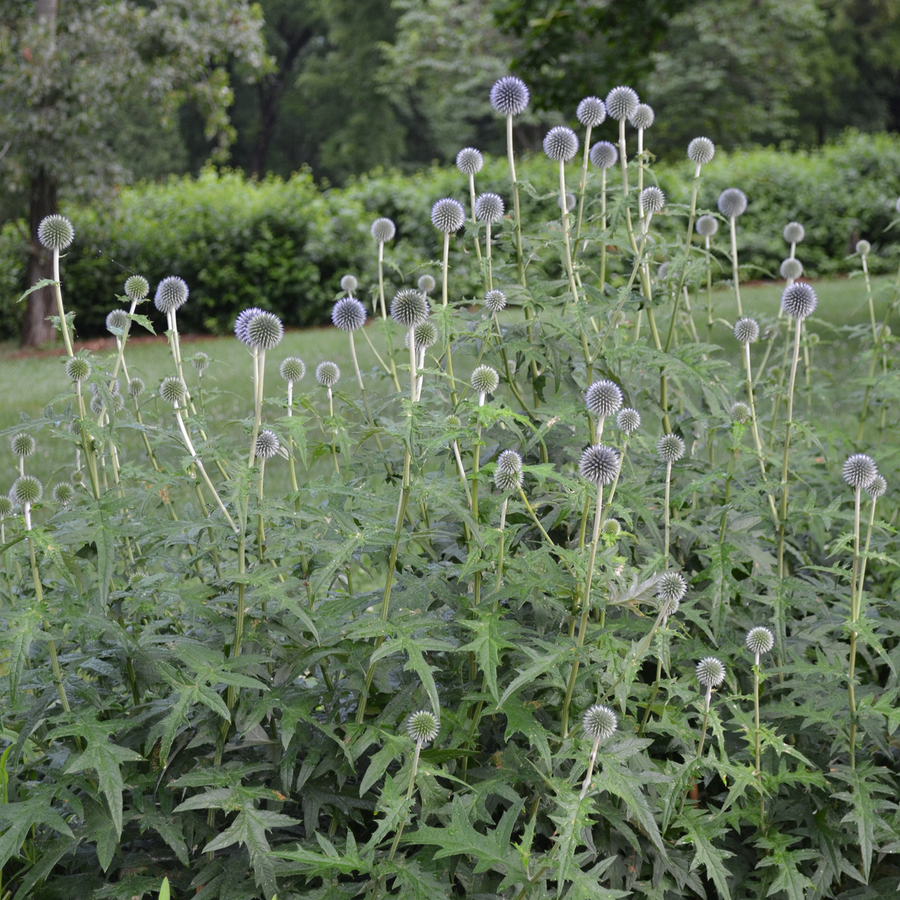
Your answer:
677,807 -> 733,900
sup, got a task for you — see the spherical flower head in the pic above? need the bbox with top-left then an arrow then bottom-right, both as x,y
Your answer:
579,445 -> 619,486
411,319 -> 439,350
543,126 -> 579,162
127,377 -> 145,398
605,86 -> 639,121
495,449 -> 524,492
431,198 -> 465,233
12,475 -> 43,506
159,376 -> 187,406
843,453 -> 877,489
280,356 -> 306,383
418,274 -> 436,294
602,518 -> 621,537
106,309 -> 129,334
746,626 -> 774,656
316,361 -> 340,388
371,217 -> 396,243
0,496 -> 12,517
65,356 -> 91,383
255,429 -> 280,460
589,141 -> 618,169
696,657 -> 726,689
456,147 -> 484,175
629,103 -> 654,130
390,288 -> 429,328
38,214 -> 74,251
780,282 -> 818,320
490,75 -> 529,116
866,475 -> 887,499
11,433 -> 36,458
783,222 -> 805,244
405,709 -> 439,744
89,393 -> 104,415
616,407 -> 641,435
332,297 -> 367,332
718,188 -> 748,219
687,136 -> 715,165
577,96 -> 606,127
191,352 -> 210,374
585,379 -> 623,418
53,482 -> 74,506
471,365 -> 499,395
780,258 -> 803,281
733,317 -> 760,344
696,215 -> 719,238
475,192 -> 505,224
559,193 -> 576,212
582,704 -> 617,741
247,311 -> 284,350
484,289 -> 507,313
341,274 -> 358,293
446,413 -> 462,429
154,276 -> 189,314
124,274 -> 149,301
657,571 -> 687,613
657,433 -> 686,463
730,401 -> 751,424
856,239 -> 871,256
640,186 -> 666,216
235,307 -> 263,345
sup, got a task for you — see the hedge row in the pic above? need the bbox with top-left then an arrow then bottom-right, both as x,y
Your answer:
3,130 -> 900,341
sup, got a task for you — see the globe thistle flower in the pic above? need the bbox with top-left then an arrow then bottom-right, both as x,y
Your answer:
431,198 -> 465,233
559,193 -> 576,212
106,309 -> 129,334
783,222 -> 805,244
471,365 -> 499,395
733,317 -> 760,344
780,258 -> 803,281
856,239 -> 871,256
687,137 -> 715,165
640,186 -> 666,216
0,496 -> 12,517
246,311 -> 284,350
602,518 -> 621,537
234,307 -> 263,345
154,276 -> 189,314
475,192 -> 505,223
456,147 -> 484,175
255,430 -> 280,460
843,453 -> 877,489
543,126 -> 579,162
406,319 -> 439,351
11,433 -> 36,458
579,445 -> 619,486
65,356 -> 91,383
371,217 -> 396,244
390,289 -> 429,328
316,361 -> 340,388
124,274 -> 149,301
405,710 -> 439,744
11,475 -> 43,506
657,571 -> 687,613
696,657 -> 726,689
629,103 -> 654,130
127,377 -> 145,398
657,262 -> 670,282
191,352 -> 210,374
37,215 -> 74,251
159,376 -> 187,406
589,141 -> 618,169
780,282 -> 818,320
577,96 -> 606,127
418,274 -> 436,294
495,449 -> 524,492
582,704 -> 617,741
717,188 -> 748,219
53,482 -> 75,506
696,215 -> 719,238
616,407 -> 641,435
746,626 -> 774,657
585,379 -> 623,418
490,76 -> 529,116
332,297 -> 367,332
657,433 -> 686,463
730,401 -> 751,424
280,356 -> 306,383
605,86 -> 639,121
341,274 -> 358,293
866,475 -> 887,499
484,289 -> 507,313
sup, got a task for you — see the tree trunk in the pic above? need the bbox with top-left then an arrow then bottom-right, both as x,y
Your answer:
21,167 -> 59,348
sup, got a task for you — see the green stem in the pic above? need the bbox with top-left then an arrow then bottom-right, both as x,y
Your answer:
777,320 -> 803,579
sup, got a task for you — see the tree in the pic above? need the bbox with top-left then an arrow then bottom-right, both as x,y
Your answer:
0,0 -> 268,346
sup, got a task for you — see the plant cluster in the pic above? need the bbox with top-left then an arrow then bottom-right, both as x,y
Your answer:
2,77 -> 900,900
